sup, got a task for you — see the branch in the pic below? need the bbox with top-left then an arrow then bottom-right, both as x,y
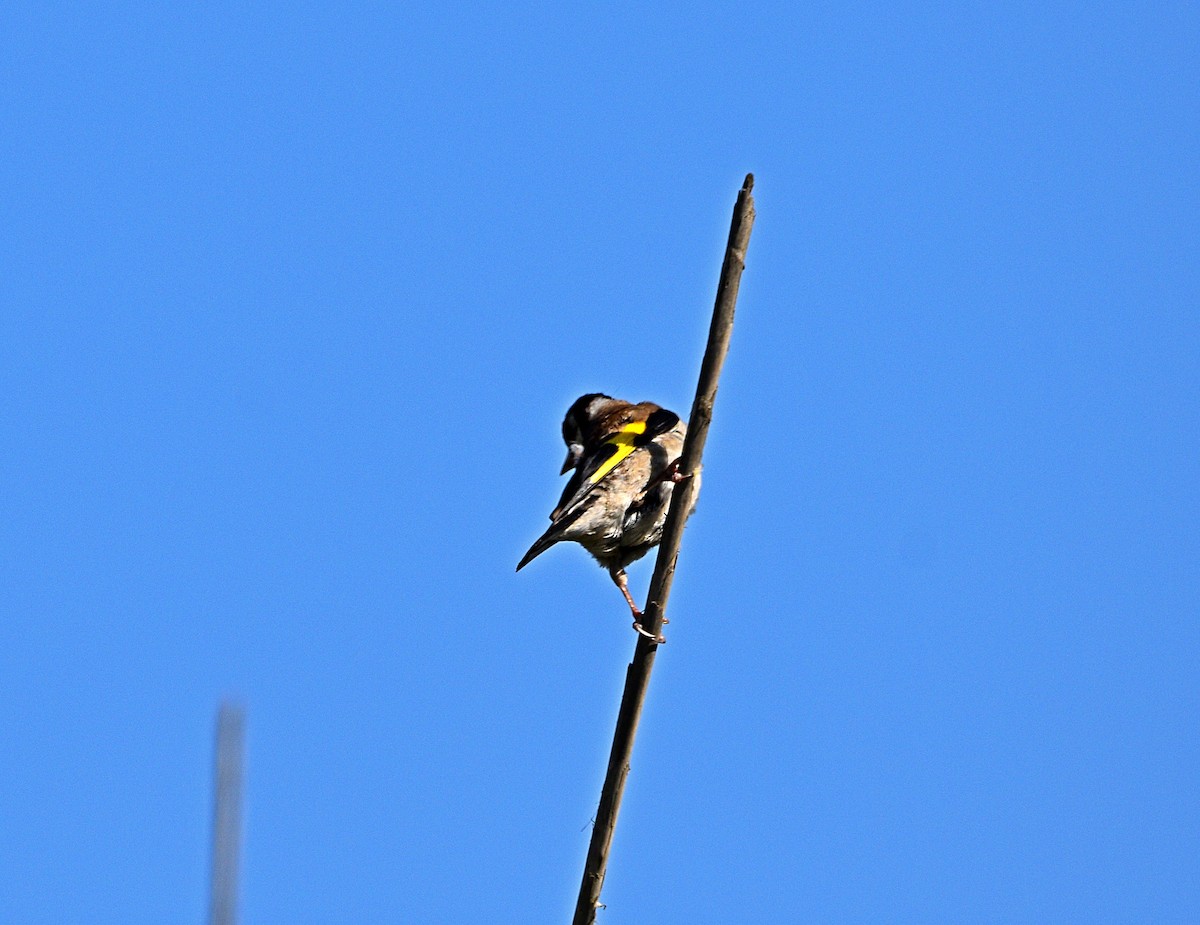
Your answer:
572,174 -> 756,924
209,702 -> 246,925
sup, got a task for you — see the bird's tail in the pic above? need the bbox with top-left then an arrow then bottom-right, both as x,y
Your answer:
516,528 -> 561,572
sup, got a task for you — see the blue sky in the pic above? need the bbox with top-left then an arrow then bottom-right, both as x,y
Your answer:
2,2 -> 1197,922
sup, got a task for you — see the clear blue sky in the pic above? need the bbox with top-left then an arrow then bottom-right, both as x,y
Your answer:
2,3 -> 1196,922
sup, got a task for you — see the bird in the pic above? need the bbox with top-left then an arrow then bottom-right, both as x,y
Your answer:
516,393 -> 698,640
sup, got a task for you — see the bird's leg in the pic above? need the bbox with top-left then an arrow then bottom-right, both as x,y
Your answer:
663,459 -> 688,484
609,568 -> 668,624
633,459 -> 698,503
610,568 -> 642,620
611,568 -> 668,643
657,458 -> 699,485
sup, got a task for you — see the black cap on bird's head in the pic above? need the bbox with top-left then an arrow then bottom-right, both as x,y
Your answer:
560,393 -> 613,474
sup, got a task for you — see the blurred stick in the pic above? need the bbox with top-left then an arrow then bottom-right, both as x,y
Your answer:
572,174 -> 756,924
208,703 -> 246,925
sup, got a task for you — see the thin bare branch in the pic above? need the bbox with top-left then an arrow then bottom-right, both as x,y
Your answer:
209,702 -> 246,925
572,174 -> 756,924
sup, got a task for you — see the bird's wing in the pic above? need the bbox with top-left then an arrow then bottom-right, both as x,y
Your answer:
516,408 -> 680,572
550,408 -> 680,522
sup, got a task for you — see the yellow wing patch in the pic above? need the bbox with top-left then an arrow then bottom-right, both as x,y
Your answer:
587,421 -> 647,484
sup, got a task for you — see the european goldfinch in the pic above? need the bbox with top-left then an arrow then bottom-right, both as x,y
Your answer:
517,393 -> 698,638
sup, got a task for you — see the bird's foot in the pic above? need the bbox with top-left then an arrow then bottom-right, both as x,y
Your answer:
628,605 -> 667,626
664,459 -> 699,484
632,621 -> 667,644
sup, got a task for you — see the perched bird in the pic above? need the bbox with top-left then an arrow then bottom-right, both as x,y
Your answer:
517,393 -> 698,638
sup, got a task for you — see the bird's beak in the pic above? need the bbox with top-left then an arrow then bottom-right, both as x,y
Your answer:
561,444 -> 583,475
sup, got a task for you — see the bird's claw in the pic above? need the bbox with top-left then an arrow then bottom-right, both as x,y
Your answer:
632,622 -> 667,644
629,608 -> 667,626
637,460 -> 696,499
665,460 -> 699,484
